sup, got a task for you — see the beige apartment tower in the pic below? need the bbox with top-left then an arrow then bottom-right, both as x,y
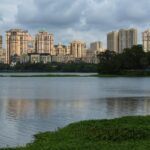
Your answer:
142,29 -> 150,52
0,35 -> 2,49
107,31 -> 119,53
54,43 -> 67,56
107,28 -> 137,53
90,41 -> 104,52
70,41 -> 86,58
119,28 -> 137,53
6,29 -> 33,64
118,29 -> 127,53
35,31 -> 54,54
127,28 -> 138,49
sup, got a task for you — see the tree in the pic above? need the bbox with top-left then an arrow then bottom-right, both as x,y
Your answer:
98,50 -> 122,74
122,45 -> 145,69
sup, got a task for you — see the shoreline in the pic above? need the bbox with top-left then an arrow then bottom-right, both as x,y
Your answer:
1,71 -> 150,77
1,74 -> 150,77
1,116 -> 150,150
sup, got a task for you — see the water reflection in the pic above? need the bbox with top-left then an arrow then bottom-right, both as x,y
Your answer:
4,99 -> 54,119
1,77 -> 150,147
0,97 -> 150,147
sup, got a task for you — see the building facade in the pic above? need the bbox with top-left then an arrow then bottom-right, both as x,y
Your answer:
107,31 -> 119,53
0,48 -> 6,63
6,29 -> 33,64
54,43 -> 67,56
127,28 -> 138,49
107,28 -> 137,53
118,29 -> 127,53
119,28 -> 137,53
70,41 -> 86,58
0,35 -> 2,49
35,31 -> 54,54
142,29 -> 150,52
90,41 -> 104,52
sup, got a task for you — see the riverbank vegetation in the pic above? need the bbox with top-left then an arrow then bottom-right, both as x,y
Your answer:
1,45 -> 150,77
0,62 -> 98,73
2,116 -> 150,150
98,45 -> 150,76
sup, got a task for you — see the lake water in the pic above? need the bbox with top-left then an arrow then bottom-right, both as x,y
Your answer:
1,76 -> 150,147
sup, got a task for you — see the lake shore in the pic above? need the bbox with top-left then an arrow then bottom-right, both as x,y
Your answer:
0,72 -> 97,77
97,71 -> 150,77
1,116 -> 150,150
1,70 -> 150,77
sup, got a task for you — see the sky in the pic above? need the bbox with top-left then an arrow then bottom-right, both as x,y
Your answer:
0,0 -> 150,47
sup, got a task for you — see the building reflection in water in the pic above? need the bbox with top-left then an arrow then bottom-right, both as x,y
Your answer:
3,97 -> 150,121
5,99 -> 54,119
105,97 -> 150,118
1,97 -> 150,147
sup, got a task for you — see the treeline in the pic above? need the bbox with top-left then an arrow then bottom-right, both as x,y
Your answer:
98,45 -> 150,75
0,62 -> 98,72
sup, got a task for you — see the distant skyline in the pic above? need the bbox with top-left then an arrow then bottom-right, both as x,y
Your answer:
0,0 -> 150,46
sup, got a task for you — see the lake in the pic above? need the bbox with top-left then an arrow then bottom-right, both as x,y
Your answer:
1,76 -> 150,147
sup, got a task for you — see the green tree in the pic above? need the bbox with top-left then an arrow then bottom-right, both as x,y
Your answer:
98,50 -> 122,74
122,45 -> 145,69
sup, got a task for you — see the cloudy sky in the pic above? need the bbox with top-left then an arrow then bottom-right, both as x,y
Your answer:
0,0 -> 150,47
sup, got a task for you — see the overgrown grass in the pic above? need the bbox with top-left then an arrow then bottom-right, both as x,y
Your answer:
2,116 -> 150,150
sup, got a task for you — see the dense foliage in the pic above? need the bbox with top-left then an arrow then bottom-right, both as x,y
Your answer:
2,116 -> 150,150
98,45 -> 150,75
0,62 -> 98,73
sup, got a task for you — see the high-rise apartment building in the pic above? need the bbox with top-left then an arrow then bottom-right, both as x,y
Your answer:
119,28 -> 137,53
118,29 -> 127,53
90,41 -> 104,52
0,35 -> 2,49
35,31 -> 54,54
6,29 -> 33,64
107,28 -> 137,53
54,43 -> 67,56
142,29 -> 150,52
127,28 -> 138,49
70,41 -> 86,58
107,31 -> 119,53
0,48 -> 6,63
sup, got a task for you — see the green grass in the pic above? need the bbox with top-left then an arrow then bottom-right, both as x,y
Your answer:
97,71 -> 150,77
2,116 -> 150,150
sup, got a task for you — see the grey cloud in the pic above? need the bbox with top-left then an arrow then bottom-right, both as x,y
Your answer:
16,0 -> 85,28
5,0 -> 150,45
84,0 -> 150,32
115,0 -> 150,24
16,0 -> 150,29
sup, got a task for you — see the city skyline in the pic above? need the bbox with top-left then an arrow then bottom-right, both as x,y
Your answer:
0,0 -> 150,46
0,27 -> 149,48
0,26 -> 149,64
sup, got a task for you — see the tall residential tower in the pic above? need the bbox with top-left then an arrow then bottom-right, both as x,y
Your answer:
107,31 -> 119,53
70,41 -> 86,58
107,28 -> 137,53
6,29 -> 33,64
142,29 -> 150,52
35,31 -> 54,54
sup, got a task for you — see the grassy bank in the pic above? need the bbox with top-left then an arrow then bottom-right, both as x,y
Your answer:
97,70 -> 150,77
2,116 -> 150,150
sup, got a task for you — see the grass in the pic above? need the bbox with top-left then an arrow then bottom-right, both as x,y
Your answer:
2,116 -> 150,150
96,71 -> 150,77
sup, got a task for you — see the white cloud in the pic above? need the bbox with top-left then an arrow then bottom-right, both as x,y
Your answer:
0,0 -> 150,47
